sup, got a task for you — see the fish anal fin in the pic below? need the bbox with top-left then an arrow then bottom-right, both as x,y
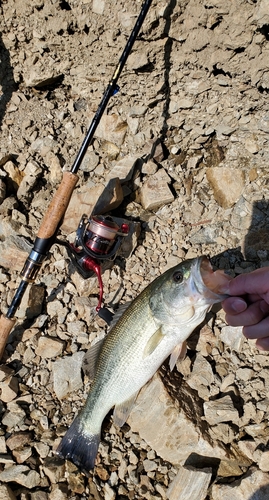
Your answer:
113,391 -> 139,427
82,338 -> 104,380
143,327 -> 164,358
169,341 -> 187,371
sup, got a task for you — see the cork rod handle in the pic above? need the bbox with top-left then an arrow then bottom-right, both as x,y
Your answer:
37,171 -> 78,240
0,171 -> 78,361
0,315 -> 16,360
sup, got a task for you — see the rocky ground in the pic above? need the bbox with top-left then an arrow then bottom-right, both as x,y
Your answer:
1,0 -> 269,498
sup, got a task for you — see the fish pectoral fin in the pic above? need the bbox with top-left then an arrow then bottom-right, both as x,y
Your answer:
143,327 -> 165,358
82,338 -> 105,380
169,340 -> 187,371
113,391 -> 139,428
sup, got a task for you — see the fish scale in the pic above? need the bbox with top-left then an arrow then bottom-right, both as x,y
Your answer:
87,295 -> 156,408
57,256 -> 231,475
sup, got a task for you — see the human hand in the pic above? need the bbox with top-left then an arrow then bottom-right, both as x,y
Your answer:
222,267 -> 269,350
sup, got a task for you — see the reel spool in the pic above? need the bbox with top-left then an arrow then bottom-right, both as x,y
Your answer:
59,215 -> 129,315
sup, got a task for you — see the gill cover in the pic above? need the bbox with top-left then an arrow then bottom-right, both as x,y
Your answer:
149,258 -> 198,324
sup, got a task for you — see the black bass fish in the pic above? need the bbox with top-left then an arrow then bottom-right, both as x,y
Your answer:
57,256 -> 231,474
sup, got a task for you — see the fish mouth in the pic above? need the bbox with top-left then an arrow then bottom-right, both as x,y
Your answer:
192,256 -> 231,302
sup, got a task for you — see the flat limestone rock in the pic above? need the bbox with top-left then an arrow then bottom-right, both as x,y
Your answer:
0,241 -> 28,272
92,0 -> 105,15
140,169 -> 174,211
87,112 -> 127,148
1,403 -> 26,431
0,217 -> 32,271
0,437 -> 7,454
255,0 -> 269,25
166,466 -> 212,500
16,284 -> 45,320
0,465 -> 40,488
211,468 -> 269,499
0,485 -> 16,500
258,450 -> 269,472
128,374 -> 227,465
106,156 -> 139,183
0,375 -> 18,403
186,353 -> 214,397
24,67 -> 63,88
42,456 -> 66,484
35,337 -> 64,359
61,179 -> 123,233
206,166 -> 245,208
219,325 -> 244,351
52,351 -> 84,399
6,432 -> 32,451
127,50 -> 150,71
203,395 -> 239,425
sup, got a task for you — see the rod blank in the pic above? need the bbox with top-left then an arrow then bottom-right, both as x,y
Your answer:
0,0 -> 153,360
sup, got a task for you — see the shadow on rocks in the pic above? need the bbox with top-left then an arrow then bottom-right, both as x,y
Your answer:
249,484 -> 269,500
0,36 -> 17,128
189,197 -> 269,367
132,0 -> 178,148
160,198 -> 269,473
184,452 -> 220,475
159,0 -> 177,142
243,199 -> 269,263
211,198 -> 269,271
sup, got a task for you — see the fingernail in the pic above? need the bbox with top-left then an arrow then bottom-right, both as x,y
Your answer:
231,298 -> 247,313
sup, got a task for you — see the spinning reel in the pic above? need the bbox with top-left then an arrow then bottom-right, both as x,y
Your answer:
58,214 -> 129,318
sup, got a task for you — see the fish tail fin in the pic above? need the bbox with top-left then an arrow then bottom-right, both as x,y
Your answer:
56,415 -> 100,476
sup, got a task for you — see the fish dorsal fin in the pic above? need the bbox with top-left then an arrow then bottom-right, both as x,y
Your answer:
169,341 -> 187,371
113,391 -> 139,427
143,327 -> 164,358
82,338 -> 105,380
109,302 -> 132,331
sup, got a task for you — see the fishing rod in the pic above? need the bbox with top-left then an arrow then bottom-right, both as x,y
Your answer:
0,0 -> 153,360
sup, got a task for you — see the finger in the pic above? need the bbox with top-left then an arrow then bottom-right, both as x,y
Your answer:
256,337 -> 269,351
222,297 -> 247,315
243,315 -> 269,340
227,268 -> 269,299
225,300 -> 268,327
246,293 -> 266,303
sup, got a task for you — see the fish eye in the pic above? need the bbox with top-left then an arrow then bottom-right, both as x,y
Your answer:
172,271 -> 183,283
